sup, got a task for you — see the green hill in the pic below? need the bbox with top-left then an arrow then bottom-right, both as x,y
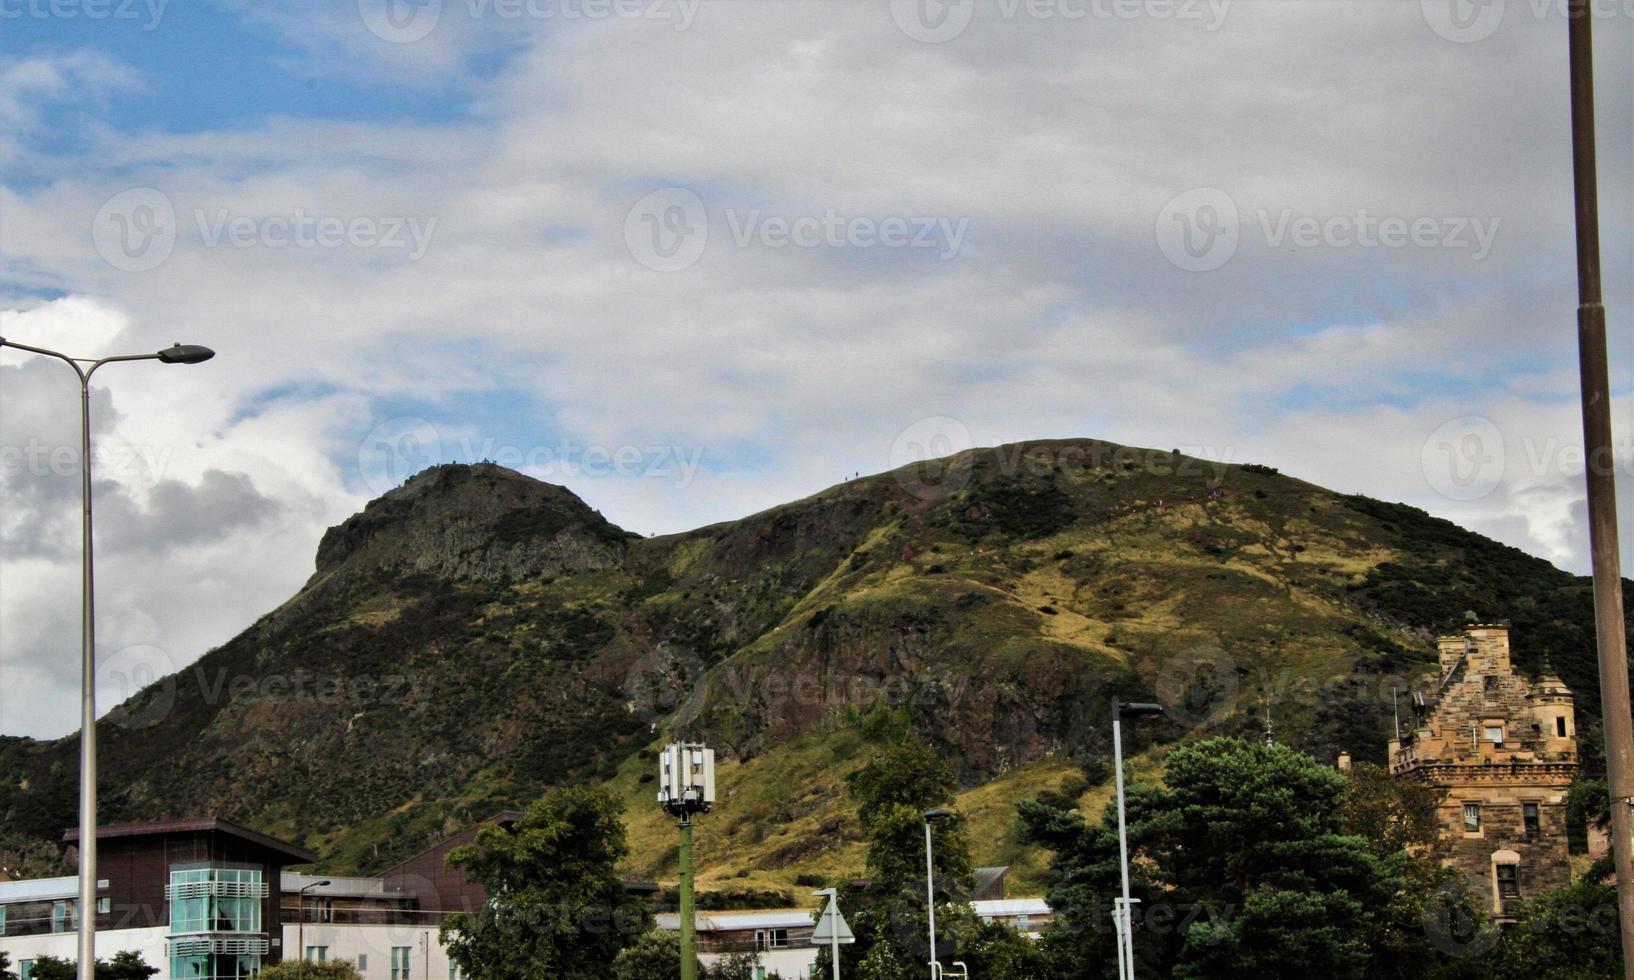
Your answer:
1,440 -> 1626,893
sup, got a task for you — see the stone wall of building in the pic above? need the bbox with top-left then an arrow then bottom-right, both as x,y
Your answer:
1389,625 -> 1578,916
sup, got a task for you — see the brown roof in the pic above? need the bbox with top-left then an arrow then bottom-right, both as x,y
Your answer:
63,818 -> 319,865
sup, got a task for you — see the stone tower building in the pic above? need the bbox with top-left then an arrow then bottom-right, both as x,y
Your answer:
1388,624 -> 1578,916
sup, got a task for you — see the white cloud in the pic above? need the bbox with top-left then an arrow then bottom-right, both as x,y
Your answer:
0,0 -> 1630,737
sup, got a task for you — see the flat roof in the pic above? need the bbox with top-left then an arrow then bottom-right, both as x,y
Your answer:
973,899 -> 1051,917
282,874 -> 413,900
0,876 -> 84,905
64,818 -> 318,865
656,910 -> 817,933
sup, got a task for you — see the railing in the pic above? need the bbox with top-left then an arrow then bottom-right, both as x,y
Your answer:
278,905 -> 453,927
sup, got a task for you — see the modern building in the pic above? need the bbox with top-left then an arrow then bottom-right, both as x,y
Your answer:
1388,624 -> 1579,917
0,819 -> 319,980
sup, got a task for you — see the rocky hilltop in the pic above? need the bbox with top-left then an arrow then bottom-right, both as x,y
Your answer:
1,441 -> 1624,888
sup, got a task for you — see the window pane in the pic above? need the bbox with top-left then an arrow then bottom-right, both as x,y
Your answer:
1463,804 -> 1481,831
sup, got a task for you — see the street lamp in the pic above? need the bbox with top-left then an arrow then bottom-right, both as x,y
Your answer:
297,879 -> 332,980
0,337 -> 215,980
1111,700 -> 1163,980
920,809 -> 968,980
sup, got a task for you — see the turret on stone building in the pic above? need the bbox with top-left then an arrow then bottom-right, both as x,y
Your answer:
1389,624 -> 1578,917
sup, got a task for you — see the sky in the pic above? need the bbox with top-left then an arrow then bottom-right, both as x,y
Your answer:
1,0 -> 1631,740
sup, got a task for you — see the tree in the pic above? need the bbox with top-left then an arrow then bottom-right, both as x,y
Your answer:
1490,878 -> 1624,979
26,958 -> 73,980
1020,738 -> 1468,980
22,953 -> 161,980
610,931 -> 684,980
253,961 -> 362,980
816,739 -> 974,980
1,951 -> 16,980
440,784 -> 651,980
1566,778 -> 1610,854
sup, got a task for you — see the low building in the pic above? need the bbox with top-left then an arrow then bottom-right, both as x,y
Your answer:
656,909 -> 818,977
973,898 -> 1052,938
1389,624 -> 1578,917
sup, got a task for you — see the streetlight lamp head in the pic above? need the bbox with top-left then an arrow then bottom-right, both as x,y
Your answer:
1118,702 -> 1166,719
317,880 -> 332,887
923,808 -> 953,821
156,344 -> 215,365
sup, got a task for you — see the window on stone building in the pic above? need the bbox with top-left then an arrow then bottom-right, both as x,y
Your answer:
1497,864 -> 1520,899
1484,725 -> 1504,745
1557,717 -> 1568,737
1523,802 -> 1540,839
1464,803 -> 1482,832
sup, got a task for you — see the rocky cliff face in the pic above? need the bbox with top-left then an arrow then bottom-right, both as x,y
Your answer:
312,463 -> 632,584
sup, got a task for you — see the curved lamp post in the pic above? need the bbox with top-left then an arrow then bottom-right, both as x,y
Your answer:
921,808 -> 951,980
297,879 -> 333,980
0,337 -> 214,980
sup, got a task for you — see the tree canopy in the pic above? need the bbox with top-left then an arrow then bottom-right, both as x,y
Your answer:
1018,738 -> 1491,980
253,961 -> 363,980
440,784 -> 650,980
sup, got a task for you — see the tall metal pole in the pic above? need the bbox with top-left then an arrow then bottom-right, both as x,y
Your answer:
0,338 -> 213,980
1113,705 -> 1136,979
76,373 -> 96,980
679,817 -> 697,980
923,821 -> 938,980
1566,1 -> 1634,973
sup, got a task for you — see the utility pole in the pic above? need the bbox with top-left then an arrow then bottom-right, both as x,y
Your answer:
659,742 -> 715,980
1565,1 -> 1634,974
678,816 -> 696,980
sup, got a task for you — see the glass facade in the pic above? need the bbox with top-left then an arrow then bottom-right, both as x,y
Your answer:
169,867 -> 263,935
167,866 -> 268,980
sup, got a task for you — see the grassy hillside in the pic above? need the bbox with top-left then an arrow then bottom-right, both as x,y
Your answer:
2,441 -> 1626,889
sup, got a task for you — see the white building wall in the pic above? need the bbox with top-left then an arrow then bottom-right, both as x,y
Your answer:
699,948 -> 816,978
0,927 -> 169,979
280,924 -> 450,980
